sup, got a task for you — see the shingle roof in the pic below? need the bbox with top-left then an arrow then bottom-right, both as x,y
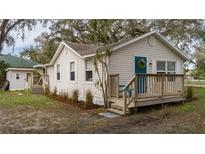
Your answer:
64,37 -> 135,56
63,32 -> 188,61
65,41 -> 99,56
0,54 -> 38,68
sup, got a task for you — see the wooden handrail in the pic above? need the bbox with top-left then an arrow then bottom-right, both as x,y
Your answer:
121,73 -> 184,115
122,76 -> 135,91
135,73 -> 184,77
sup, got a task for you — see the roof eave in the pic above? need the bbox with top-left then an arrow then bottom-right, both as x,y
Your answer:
153,32 -> 189,61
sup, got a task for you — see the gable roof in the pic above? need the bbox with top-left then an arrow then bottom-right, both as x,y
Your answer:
0,54 -> 38,68
49,31 -> 189,65
64,41 -> 99,56
111,31 -> 189,61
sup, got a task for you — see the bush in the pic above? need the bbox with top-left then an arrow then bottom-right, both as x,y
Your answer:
53,87 -> 57,96
187,86 -> 193,98
84,90 -> 93,109
72,89 -> 79,103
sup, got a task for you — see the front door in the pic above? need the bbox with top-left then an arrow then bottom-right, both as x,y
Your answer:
134,56 -> 147,93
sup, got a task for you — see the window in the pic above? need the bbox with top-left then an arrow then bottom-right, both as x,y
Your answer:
156,61 -> 166,74
167,61 -> 176,74
70,62 -> 75,81
156,61 -> 176,81
156,61 -> 176,74
85,60 -> 93,81
16,73 -> 20,80
56,64 -> 60,80
167,61 -> 176,81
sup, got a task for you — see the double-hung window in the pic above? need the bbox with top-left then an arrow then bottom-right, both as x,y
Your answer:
70,62 -> 75,81
156,61 -> 176,82
167,61 -> 176,74
156,61 -> 176,74
156,61 -> 166,74
167,61 -> 176,81
85,60 -> 93,81
56,64 -> 60,80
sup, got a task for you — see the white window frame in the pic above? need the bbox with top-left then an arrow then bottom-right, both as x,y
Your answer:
56,64 -> 61,80
85,59 -> 93,82
167,61 -> 176,74
156,60 -> 166,74
156,60 -> 176,74
69,61 -> 76,81
16,73 -> 20,80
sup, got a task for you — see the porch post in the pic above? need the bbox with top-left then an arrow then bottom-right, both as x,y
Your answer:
116,74 -> 119,98
161,74 -> 164,98
134,74 -> 138,102
123,89 -> 127,115
182,74 -> 184,96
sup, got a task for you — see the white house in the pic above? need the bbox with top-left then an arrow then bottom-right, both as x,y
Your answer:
6,31 -> 189,109
43,31 -> 188,105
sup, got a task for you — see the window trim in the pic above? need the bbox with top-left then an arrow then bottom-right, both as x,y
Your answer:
69,61 -> 76,81
156,60 -> 176,74
167,61 -> 176,74
156,60 -> 166,73
85,59 -> 93,82
16,73 -> 20,80
56,64 -> 61,81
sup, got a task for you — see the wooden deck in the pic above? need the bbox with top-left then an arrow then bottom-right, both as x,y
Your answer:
108,74 -> 185,115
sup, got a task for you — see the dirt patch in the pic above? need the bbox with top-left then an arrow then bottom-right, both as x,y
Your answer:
45,94 -> 102,110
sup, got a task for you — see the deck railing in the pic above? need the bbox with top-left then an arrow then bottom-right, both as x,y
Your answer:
29,75 -> 49,91
108,73 -> 184,114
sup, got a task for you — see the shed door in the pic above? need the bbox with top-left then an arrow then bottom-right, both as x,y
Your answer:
134,56 -> 147,93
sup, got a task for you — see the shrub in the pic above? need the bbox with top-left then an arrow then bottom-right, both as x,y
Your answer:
72,89 -> 79,103
84,90 -> 93,109
53,87 -> 57,96
63,92 -> 68,99
67,93 -> 72,102
187,86 -> 193,98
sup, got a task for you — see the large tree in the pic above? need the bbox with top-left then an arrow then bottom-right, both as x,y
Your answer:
20,32 -> 58,64
20,19 -> 205,66
0,19 -> 38,53
0,60 -> 10,87
147,19 -> 205,53
193,43 -> 205,72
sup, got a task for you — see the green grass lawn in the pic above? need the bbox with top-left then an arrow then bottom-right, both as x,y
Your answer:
0,88 -> 205,133
178,87 -> 205,114
185,79 -> 205,85
0,90 -> 58,108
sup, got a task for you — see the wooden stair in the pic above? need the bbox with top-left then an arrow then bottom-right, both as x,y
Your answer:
107,98 -> 130,115
31,85 -> 44,94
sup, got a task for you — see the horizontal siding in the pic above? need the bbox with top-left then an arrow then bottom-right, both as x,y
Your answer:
48,46 -> 104,105
7,70 -> 31,90
109,35 -> 184,85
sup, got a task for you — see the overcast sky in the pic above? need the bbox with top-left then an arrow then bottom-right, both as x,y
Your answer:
2,23 -> 50,55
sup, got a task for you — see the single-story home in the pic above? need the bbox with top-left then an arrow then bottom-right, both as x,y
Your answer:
5,31 -> 189,114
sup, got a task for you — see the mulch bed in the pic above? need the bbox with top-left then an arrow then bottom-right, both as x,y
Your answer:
45,94 -> 102,110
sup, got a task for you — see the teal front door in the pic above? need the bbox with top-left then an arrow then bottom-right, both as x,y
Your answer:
134,56 -> 147,93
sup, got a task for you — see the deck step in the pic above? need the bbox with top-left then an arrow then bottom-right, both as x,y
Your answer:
31,85 -> 44,94
110,104 -> 123,110
107,108 -> 125,115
